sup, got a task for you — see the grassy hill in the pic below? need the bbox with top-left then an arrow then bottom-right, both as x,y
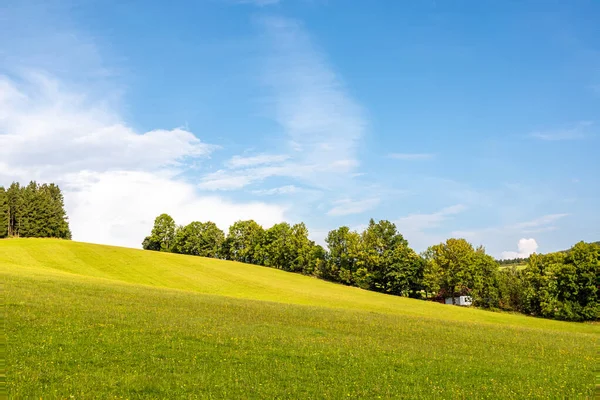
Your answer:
2,238 -> 598,398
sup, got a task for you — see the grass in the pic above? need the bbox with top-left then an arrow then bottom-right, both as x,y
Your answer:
498,263 -> 528,271
2,238 -> 598,398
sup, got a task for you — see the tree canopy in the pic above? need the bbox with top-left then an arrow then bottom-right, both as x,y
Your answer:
0,181 -> 71,239
423,238 -> 499,307
142,213 -> 599,322
172,221 -> 225,258
143,214 -> 176,252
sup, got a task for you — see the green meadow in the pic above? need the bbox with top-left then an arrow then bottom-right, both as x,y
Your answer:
2,238 -> 598,398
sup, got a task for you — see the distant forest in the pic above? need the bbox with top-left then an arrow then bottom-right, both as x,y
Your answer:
0,182 -> 71,239
144,213 -> 600,322
497,257 -> 529,266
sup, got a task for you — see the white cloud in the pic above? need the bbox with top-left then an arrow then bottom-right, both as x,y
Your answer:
451,213 -> 569,258
530,121 -> 593,141
201,16 -> 366,192
0,72 -> 287,248
453,213 -> 569,239
263,16 -> 365,171
66,170 -> 286,248
252,185 -> 300,195
199,164 -> 312,191
513,213 -> 569,229
226,154 -> 289,169
500,238 -> 539,260
396,204 -> 466,231
394,204 -> 466,251
0,74 -> 215,181
388,153 -> 435,160
327,198 -> 380,217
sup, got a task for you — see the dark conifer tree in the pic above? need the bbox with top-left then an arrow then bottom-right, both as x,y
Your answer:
0,187 -> 8,238
7,182 -> 23,237
1,181 -> 71,239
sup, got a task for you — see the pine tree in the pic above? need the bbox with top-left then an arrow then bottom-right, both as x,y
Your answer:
19,181 -> 39,237
0,186 -> 8,238
7,182 -> 23,237
44,183 -> 71,239
2,181 -> 71,239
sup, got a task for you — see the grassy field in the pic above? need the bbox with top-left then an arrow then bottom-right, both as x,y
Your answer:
1,238 -> 598,398
498,263 -> 528,271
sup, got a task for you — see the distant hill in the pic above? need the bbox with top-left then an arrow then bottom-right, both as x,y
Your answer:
497,241 -> 599,265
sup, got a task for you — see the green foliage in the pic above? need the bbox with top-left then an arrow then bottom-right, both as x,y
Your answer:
146,213 -> 176,252
497,266 -> 526,311
0,186 -> 8,238
3,239 -> 598,398
322,220 -> 424,297
141,212 -> 598,322
324,226 -> 362,284
521,242 -> 599,321
141,236 -> 160,251
424,239 -> 499,307
360,219 -> 423,296
144,216 -> 325,276
1,181 -> 71,239
6,182 -> 22,236
497,256 -> 529,266
222,220 -> 264,264
172,221 -> 225,258
260,222 -> 293,269
261,222 -> 316,273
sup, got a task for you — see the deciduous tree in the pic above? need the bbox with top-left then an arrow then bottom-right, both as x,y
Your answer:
222,220 -> 264,264
424,238 -> 499,307
148,213 -> 176,252
172,221 -> 225,258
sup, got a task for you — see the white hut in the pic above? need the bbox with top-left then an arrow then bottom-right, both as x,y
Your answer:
444,296 -> 472,306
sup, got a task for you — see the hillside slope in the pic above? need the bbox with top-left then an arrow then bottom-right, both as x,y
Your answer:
2,238 -> 598,398
0,238 -> 594,332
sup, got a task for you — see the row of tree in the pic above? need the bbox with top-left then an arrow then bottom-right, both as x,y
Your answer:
496,256 -> 529,266
0,182 -> 71,239
144,214 -> 599,322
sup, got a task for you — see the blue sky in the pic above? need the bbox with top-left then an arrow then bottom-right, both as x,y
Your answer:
1,0 -> 598,257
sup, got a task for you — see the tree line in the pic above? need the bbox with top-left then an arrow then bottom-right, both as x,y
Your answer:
144,214 -> 599,322
496,257 -> 529,266
0,182 -> 71,239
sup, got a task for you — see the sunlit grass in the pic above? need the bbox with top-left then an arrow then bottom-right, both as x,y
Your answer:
2,238 -> 598,398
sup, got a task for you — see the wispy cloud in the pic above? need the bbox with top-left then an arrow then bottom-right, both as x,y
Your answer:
226,154 -> 289,169
252,185 -> 300,195
263,16 -> 365,171
392,204 -> 467,251
199,16 -> 366,191
451,213 -> 569,257
199,164 -> 312,191
0,73 -> 216,180
396,204 -> 466,231
327,198 -> 380,217
388,153 -> 435,160
0,71 -> 288,248
513,213 -> 569,229
530,121 -> 593,141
